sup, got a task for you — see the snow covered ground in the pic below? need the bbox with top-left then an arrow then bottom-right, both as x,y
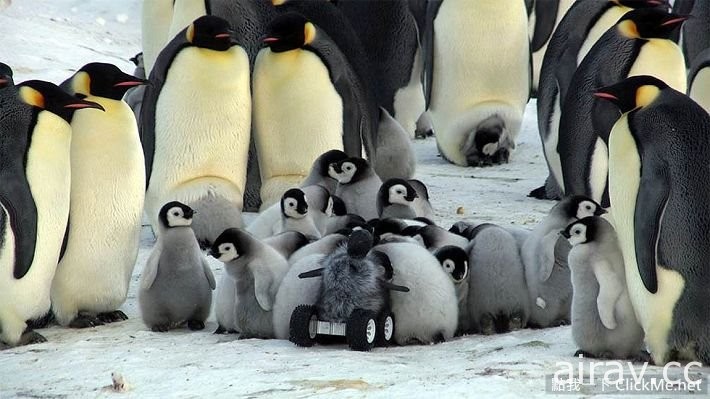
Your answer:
1,1 -> 708,398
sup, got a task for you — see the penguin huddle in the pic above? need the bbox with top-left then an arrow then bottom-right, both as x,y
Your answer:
0,62 -> 145,345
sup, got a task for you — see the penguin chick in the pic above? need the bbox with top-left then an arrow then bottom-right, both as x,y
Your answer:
210,228 -> 290,339
433,245 -> 470,335
300,149 -> 348,194
247,185 -> 326,239
522,195 -> 606,328
416,225 -> 469,251
407,179 -> 435,220
139,202 -> 216,332
372,107 -> 416,182
465,224 -> 529,335
331,157 -> 382,220
289,232 -> 349,266
563,217 -> 645,359
374,242 -> 458,345
377,178 -> 419,219
274,188 -> 322,240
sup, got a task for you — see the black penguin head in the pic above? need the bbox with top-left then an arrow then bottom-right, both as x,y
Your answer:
210,228 -> 251,263
329,157 -> 370,184
614,0 -> 669,10
158,201 -> 195,229
379,178 -> 418,207
281,188 -> 309,219
347,229 -> 374,259
559,195 -> 606,220
263,12 -> 316,53
616,9 -> 688,40
561,217 -> 599,246
594,75 -> 668,114
0,62 -> 13,89
130,53 -> 144,68
187,15 -> 235,51
17,80 -> 104,122
316,149 -> 349,178
66,62 -> 148,100
434,246 -> 469,283
329,195 -> 348,216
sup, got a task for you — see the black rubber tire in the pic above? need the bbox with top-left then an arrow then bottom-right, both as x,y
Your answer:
346,309 -> 377,352
375,311 -> 396,347
289,305 -> 318,347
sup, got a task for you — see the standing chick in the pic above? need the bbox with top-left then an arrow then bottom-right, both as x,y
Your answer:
139,202 -> 216,332
563,217 -> 645,359
331,157 -> 382,220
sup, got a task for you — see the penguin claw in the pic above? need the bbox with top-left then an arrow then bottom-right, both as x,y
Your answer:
214,325 -> 227,334
187,320 -> 205,331
151,324 -> 170,333
528,185 -> 547,199
69,314 -> 104,329
97,310 -> 128,323
574,349 -> 596,358
632,350 -> 654,364
18,330 -> 47,346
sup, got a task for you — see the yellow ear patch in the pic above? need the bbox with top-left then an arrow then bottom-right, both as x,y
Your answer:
636,85 -> 661,108
19,86 -> 45,109
618,20 -> 640,39
272,0 -> 286,5
304,22 -> 316,45
71,71 -> 91,97
186,23 -> 195,43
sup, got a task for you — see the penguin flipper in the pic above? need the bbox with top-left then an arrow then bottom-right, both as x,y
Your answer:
422,0 -> 442,109
531,0 -> 559,52
554,41 -> 580,106
141,243 -> 162,290
253,266 -> 274,311
0,176 -> 38,279
202,257 -> 216,290
59,216 -> 70,262
334,75 -> 364,158
634,164 -> 668,294
593,259 -> 622,330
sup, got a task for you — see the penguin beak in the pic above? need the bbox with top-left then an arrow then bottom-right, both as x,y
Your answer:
595,208 -> 608,216
64,99 -> 105,112
560,230 -> 571,239
214,33 -> 232,39
661,16 -> 690,27
114,78 -> 149,88
207,249 -> 218,258
405,192 -> 418,202
646,0 -> 666,5
297,204 -> 308,215
263,37 -> 279,44
593,92 -> 618,101
0,77 -> 8,86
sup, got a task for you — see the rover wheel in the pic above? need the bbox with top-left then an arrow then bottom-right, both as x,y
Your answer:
346,309 -> 377,351
289,305 -> 318,347
375,311 -> 395,347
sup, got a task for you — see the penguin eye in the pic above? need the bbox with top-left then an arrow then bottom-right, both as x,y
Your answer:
574,229 -> 581,235
396,190 -> 403,195
586,205 -> 592,210
173,211 -> 179,217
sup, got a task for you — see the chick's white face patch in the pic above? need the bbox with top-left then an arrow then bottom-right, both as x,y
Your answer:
217,243 -> 238,262
389,184 -> 412,206
167,206 -> 192,227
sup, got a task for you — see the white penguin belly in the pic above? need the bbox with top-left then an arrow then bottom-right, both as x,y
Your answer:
628,39 -> 687,93
690,68 -> 710,113
544,93 -> 564,193
0,113 -> 72,343
577,7 -> 630,64
51,98 -> 145,323
253,49 -> 344,207
147,46 -> 251,226
141,0 -> 174,75
588,137 -> 608,204
393,46 -> 426,138
608,116 -> 685,364
430,0 -> 529,165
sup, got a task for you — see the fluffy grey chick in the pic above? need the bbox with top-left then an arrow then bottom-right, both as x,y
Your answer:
274,188 -> 322,240
433,246 -> 470,335
210,228 -> 290,339
247,185 -> 328,239
372,107 -> 416,181
406,179 -> 435,220
522,195 -> 606,328
465,224 -> 529,334
563,217 -> 645,360
415,225 -> 469,251
377,178 -> 419,219
331,157 -> 382,221
300,149 -> 348,194
139,202 -> 216,332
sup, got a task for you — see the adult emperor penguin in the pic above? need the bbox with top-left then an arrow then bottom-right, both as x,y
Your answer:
688,48 -> 710,113
529,0 -> 576,93
558,9 -> 687,208
253,11 -> 377,207
142,16 -> 251,247
51,63 -> 147,328
681,0 -> 710,66
337,0 -> 425,137
0,80 -> 103,346
531,0 -> 670,200
123,53 -> 145,123
141,0 -> 175,75
598,75 -> 710,365
425,0 -> 530,166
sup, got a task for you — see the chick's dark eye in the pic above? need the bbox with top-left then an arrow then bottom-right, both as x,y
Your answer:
173,212 -> 179,216
586,205 -> 592,210
575,229 -> 581,235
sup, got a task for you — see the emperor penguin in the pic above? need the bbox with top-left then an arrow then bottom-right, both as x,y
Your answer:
139,202 -> 216,332
0,80 -> 103,346
0,62 -> 12,89
142,16 -> 252,247
529,0 -> 576,93
558,9 -> 688,208
531,0 -> 670,200
425,0 -> 530,166
300,149 -> 348,194
210,228 -> 290,339
50,63 -> 147,328
377,179 -> 419,220
688,48 -> 710,113
331,157 -> 382,221
563,216 -> 645,360
681,0 -> 710,66
522,195 -> 606,328
246,184 -> 328,239
336,0 -> 425,138
141,0 -> 175,75
123,53 -> 145,123
253,12 -> 377,207
274,188 -> 321,240
598,75 -> 710,365
372,107 -> 417,182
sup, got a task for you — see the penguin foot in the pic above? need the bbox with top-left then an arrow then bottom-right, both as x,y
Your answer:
432,332 -> 446,344
480,314 -> 496,335
632,350 -> 654,365
465,148 -> 510,167
414,127 -> 433,139
26,311 -> 55,329
551,319 -> 570,327
69,314 -> 104,329
187,320 -> 205,331
18,330 -> 47,346
509,312 -> 524,331
574,349 -> 597,358
214,325 -> 227,334
151,324 -> 170,333
528,185 -> 547,200
97,310 -> 128,324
